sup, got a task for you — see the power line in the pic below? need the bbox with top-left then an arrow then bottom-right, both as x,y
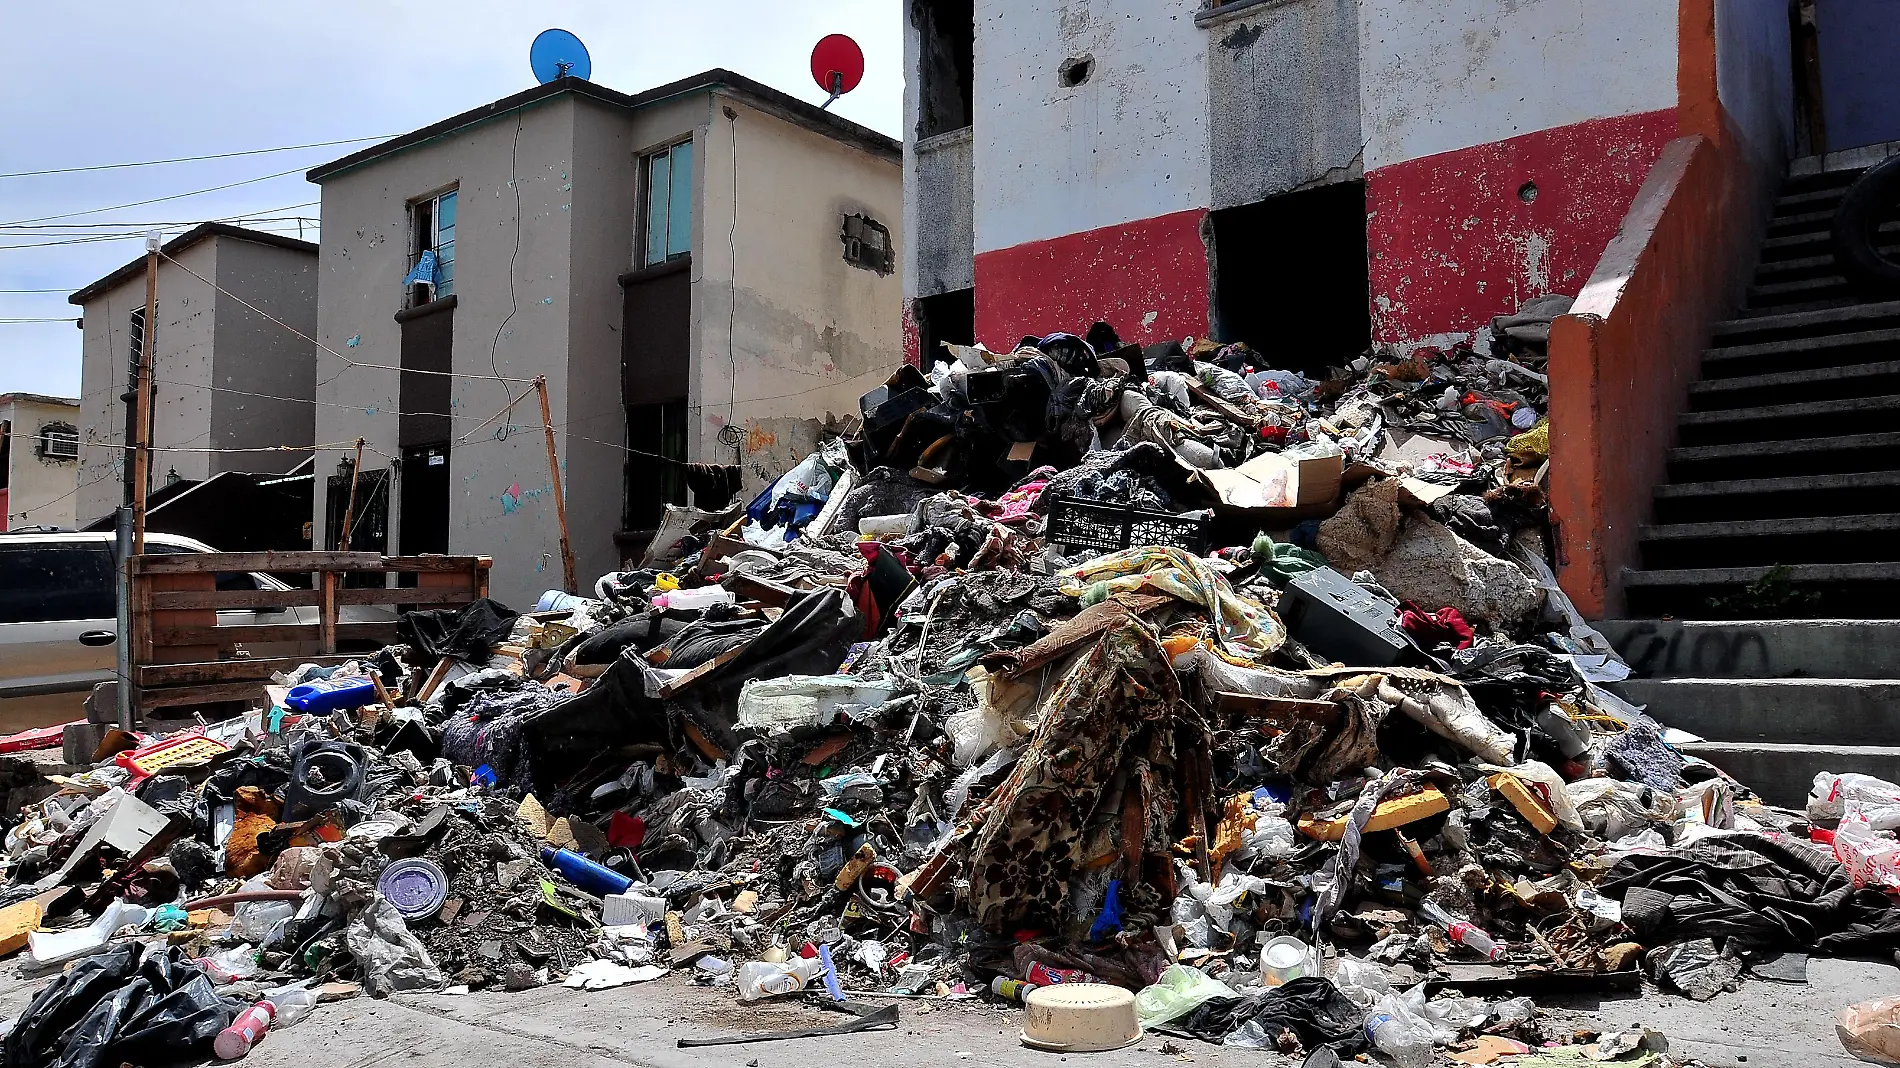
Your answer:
2,166 -> 312,227
0,135 -> 397,180
0,316 -> 77,323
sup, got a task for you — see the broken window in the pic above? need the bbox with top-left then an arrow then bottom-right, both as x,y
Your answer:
407,188 -> 457,305
913,0 -> 973,139
641,139 -> 694,268
841,214 -> 894,275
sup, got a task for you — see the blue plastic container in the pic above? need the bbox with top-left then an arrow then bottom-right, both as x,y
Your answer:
540,846 -> 633,897
284,675 -> 378,715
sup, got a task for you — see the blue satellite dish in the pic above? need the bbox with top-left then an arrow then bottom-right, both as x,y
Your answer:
530,29 -> 592,84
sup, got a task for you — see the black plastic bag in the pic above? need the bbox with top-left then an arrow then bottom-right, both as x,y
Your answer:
4,943 -> 239,1068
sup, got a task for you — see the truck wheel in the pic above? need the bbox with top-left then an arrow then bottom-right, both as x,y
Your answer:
1831,154 -> 1900,295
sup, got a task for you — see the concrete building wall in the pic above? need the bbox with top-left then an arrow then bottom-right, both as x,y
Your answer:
970,0 -> 1211,348
563,96 -> 641,587
694,92 -> 903,489
1,396 -> 80,530
911,129 -> 975,298
1716,0 -> 1793,171
75,241 -> 221,524
1204,0 -> 1363,209
315,96 -> 584,610
1359,0 -> 1679,348
210,239 -> 317,475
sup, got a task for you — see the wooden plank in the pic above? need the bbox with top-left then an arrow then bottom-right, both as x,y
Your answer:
378,556 -> 492,573
417,657 -> 456,703
319,572 -> 337,654
725,573 -> 794,608
149,573 -> 217,665
135,551 -> 384,574
335,585 -> 473,606
137,655 -> 354,687
148,622 -> 398,647
656,643 -> 750,698
136,682 -> 271,712
150,588 -> 320,611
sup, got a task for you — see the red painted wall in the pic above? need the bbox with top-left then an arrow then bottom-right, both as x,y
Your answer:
1366,109 -> 1678,345
972,209 -> 1211,350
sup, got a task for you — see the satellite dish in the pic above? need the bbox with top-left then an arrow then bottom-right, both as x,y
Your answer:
530,29 -> 592,84
811,34 -> 865,110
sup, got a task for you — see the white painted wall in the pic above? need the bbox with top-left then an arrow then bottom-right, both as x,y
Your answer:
1358,0 -> 1678,170
694,92 -> 904,488
972,0 -> 1209,254
1,396 -> 80,529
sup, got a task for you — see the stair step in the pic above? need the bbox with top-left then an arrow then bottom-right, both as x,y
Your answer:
1703,325 -> 1900,366
1594,619 -> 1900,679
1666,431 -> 1900,482
1677,393 -> 1900,428
1735,295 -> 1864,319
1710,300 -> 1900,342
1625,561 -> 1900,585
1766,208 -> 1840,236
1641,512 -> 1900,541
1772,186 -> 1847,213
1669,431 -> 1900,465
1755,251 -> 1848,281
1760,220 -> 1900,262
1678,742 -> 1900,807
1616,677 -> 1900,743
1655,469 -> 1900,500
1686,359 -> 1900,409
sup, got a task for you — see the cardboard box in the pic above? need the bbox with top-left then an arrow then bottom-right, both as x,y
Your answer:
1195,447 -> 1346,529
0,899 -> 43,957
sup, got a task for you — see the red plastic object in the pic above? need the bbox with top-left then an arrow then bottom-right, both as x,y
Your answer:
811,34 -> 865,96
0,721 -> 78,755
115,733 -> 229,781
608,811 -> 646,850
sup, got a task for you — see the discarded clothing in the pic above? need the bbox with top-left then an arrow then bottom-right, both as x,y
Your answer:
399,598 -> 519,663
1058,545 -> 1286,660
1176,977 -> 1367,1052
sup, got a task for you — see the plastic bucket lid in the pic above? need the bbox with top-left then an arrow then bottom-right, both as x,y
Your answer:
379,858 -> 449,919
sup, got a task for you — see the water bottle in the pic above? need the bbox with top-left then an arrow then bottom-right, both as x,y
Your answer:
1419,900 -> 1503,961
653,586 -> 734,611
1366,1008 -> 1432,1068
540,846 -> 633,896
214,1000 -> 275,1060
737,958 -> 825,1001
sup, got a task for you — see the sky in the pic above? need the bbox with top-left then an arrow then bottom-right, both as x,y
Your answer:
0,1 -> 902,398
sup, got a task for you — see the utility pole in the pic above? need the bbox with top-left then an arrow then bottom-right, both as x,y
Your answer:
131,234 -> 158,555
535,376 -> 577,593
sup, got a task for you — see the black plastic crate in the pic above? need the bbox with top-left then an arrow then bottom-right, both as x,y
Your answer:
1047,495 -> 1212,556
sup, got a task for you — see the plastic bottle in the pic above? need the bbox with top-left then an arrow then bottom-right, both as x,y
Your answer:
263,985 -> 319,1028
653,586 -> 734,612
283,675 -> 378,715
1418,900 -> 1503,961
1366,1007 -> 1433,1068
991,976 -> 1038,1001
737,957 -> 825,1001
540,846 -> 633,896
214,1000 -> 276,1060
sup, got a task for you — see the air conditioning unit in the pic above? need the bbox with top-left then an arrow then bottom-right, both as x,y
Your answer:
38,424 -> 79,460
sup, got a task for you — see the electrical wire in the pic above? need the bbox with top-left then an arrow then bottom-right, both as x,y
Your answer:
0,317 -> 77,323
486,114 -> 527,427
6,468 -> 118,521
159,250 -> 536,384
0,135 -> 397,180
2,166 -> 312,227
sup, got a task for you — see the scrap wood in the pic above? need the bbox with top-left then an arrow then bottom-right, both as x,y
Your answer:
676,1001 -> 898,1047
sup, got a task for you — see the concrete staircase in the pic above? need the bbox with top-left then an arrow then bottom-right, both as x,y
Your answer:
1623,162 -> 1900,618
1596,619 -> 1900,807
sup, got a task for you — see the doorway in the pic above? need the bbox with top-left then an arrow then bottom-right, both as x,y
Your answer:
1209,181 -> 1372,376
914,287 -> 974,367
400,444 -> 450,556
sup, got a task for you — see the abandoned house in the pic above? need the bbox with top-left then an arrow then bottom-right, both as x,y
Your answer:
304,70 -> 902,608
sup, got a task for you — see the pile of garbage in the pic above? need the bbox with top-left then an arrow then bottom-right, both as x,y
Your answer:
6,305 -> 1900,1066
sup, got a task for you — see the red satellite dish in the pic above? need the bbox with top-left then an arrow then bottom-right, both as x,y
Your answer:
811,34 -> 865,108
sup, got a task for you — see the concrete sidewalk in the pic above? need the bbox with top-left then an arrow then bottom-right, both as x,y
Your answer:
0,956 -> 1891,1067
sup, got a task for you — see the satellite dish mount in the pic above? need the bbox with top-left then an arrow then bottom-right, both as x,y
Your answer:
810,34 -> 865,111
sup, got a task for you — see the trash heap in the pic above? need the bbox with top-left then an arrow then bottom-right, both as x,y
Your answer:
6,305 -> 1900,1066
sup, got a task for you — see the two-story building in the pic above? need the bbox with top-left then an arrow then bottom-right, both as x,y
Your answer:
305,70 -> 902,607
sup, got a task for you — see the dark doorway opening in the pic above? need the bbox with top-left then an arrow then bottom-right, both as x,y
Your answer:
624,400 -> 688,531
914,287 -> 974,367
1209,181 -> 1371,377
400,444 -> 450,557
912,0 -> 974,139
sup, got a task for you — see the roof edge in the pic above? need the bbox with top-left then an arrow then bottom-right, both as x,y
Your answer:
69,222 -> 316,306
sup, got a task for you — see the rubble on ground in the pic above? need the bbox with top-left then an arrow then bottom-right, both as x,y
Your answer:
4,309 -> 1898,1066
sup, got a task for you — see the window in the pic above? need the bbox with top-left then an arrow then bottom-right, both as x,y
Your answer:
641,139 -> 694,267
841,214 -> 894,274
0,544 -> 115,624
123,307 -> 145,463
37,423 -> 78,460
409,188 -> 457,305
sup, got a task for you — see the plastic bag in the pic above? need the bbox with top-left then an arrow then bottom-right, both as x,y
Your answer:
1834,815 -> 1900,891
1331,956 -> 1393,1009
1813,773 -> 1900,829
344,894 -> 445,997
1840,995 -> 1900,1064
1567,778 -> 1675,840
1135,964 -> 1239,1028
5,942 -> 240,1068
1364,984 -> 1458,1068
